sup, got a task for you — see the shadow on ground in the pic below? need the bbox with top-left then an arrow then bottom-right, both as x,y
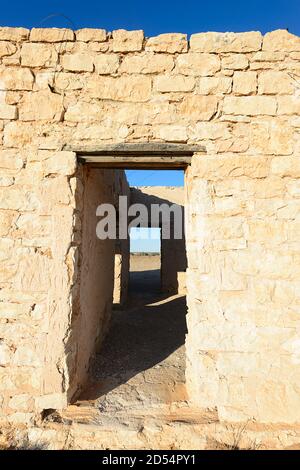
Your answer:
79,268 -> 187,401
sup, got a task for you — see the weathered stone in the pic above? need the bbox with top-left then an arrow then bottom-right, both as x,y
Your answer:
87,75 -> 152,101
179,95 -> 218,120
250,121 -> 294,156
0,27 -> 29,41
277,96 -> 300,115
0,103 -> 17,119
35,393 -> 67,411
76,28 -> 106,42
189,122 -> 231,140
197,76 -> 232,94
0,340 -> 12,366
251,51 -> 285,62
9,394 -> 32,411
190,31 -> 262,52
19,90 -> 64,121
61,53 -> 94,72
0,150 -> 23,170
0,41 -> 17,58
263,29 -> 300,51
222,54 -> 249,70
258,71 -> 293,95
120,53 -> 174,74
65,101 -> 104,122
223,96 -> 277,115
112,29 -> 144,52
155,124 -> 188,142
175,53 -> 220,76
271,157 -> 300,177
0,68 -> 34,91
30,28 -> 74,42
21,43 -> 58,67
154,75 -> 195,92
145,33 -> 187,53
191,155 -> 270,179
94,54 -> 119,74
233,71 -> 257,95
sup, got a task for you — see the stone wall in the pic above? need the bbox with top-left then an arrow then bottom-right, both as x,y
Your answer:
130,186 -> 186,294
0,26 -> 299,425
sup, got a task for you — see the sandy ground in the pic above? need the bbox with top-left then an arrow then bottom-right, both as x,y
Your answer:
76,255 -> 188,421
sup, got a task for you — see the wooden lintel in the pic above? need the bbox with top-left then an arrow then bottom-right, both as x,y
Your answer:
64,142 -> 205,157
79,155 -> 192,169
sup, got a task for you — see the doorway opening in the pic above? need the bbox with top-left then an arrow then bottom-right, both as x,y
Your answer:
129,227 -> 161,306
72,167 -> 188,419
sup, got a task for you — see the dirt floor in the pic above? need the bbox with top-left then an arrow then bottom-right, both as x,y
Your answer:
69,254 -> 188,426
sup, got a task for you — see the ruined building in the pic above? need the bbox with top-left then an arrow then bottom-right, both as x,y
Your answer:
0,26 -> 300,449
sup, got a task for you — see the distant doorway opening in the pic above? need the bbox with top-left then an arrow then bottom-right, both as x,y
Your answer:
129,227 -> 161,304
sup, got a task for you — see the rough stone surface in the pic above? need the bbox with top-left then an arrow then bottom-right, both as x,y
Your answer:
112,29 -> 144,52
75,28 -> 106,42
145,33 -> 188,53
190,31 -> 262,52
29,28 -> 74,42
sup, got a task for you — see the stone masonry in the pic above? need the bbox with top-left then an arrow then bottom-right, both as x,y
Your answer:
0,27 -> 300,428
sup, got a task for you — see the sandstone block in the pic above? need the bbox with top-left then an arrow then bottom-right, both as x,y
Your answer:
271,156 -> 300,177
61,53 -> 94,72
35,393 -> 67,411
0,210 -> 17,235
3,121 -> 36,147
175,53 -> 220,76
0,340 -> 12,366
65,101 -> 104,122
9,394 -> 32,411
251,51 -> 285,62
145,33 -> 187,53
258,71 -> 293,95
94,54 -> 119,74
21,43 -> 58,67
250,121 -> 293,155
30,28 -> 75,42
154,74 -> 195,92
41,151 -> 77,176
112,29 -> 144,52
189,122 -> 231,140
179,95 -> 218,120
0,41 -> 17,58
222,54 -> 249,70
75,28 -> 106,42
263,29 -> 300,51
192,155 -> 270,179
0,27 -> 29,41
0,150 -> 23,170
190,31 -> 262,52
87,75 -> 152,102
155,125 -> 188,142
277,96 -> 300,115
197,76 -> 232,94
0,104 -> 17,120
119,53 -> 174,74
0,68 -> 34,91
19,90 -> 64,121
223,96 -> 276,115
233,71 -> 257,95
